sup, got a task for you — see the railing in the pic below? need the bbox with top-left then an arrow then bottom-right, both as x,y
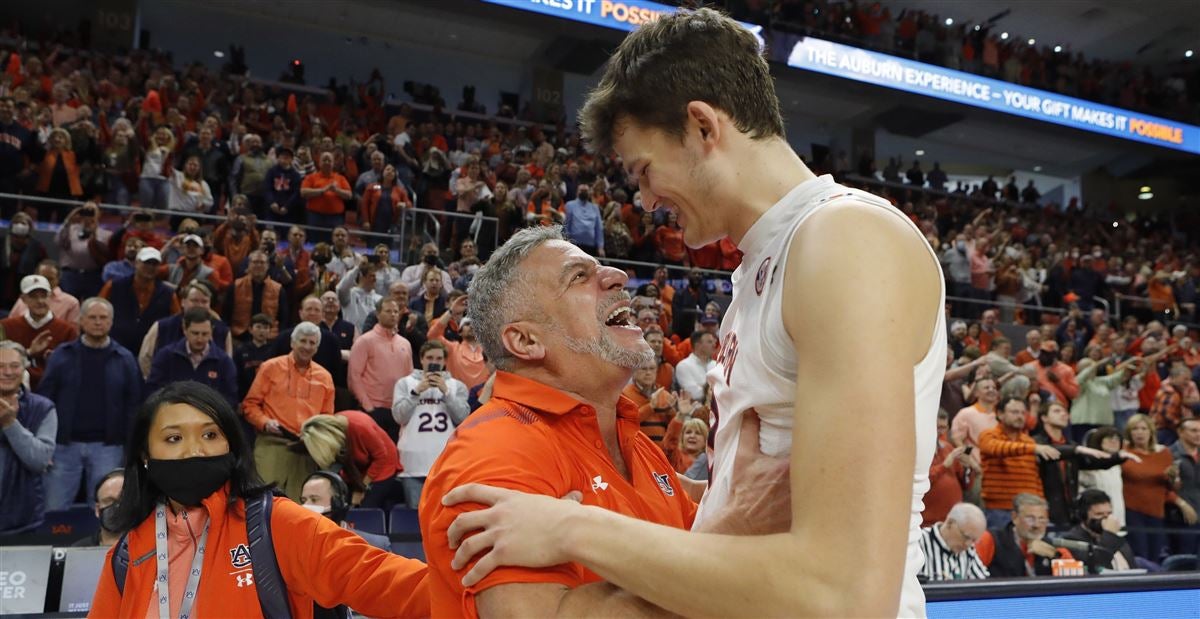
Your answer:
0,192 -> 498,255
2,192 -> 736,281
1114,293 -> 1200,329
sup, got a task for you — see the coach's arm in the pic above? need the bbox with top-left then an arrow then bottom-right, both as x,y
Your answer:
444,202 -> 941,617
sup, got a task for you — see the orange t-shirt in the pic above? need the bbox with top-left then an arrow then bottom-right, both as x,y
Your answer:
302,171 -> 351,215
420,372 -> 697,618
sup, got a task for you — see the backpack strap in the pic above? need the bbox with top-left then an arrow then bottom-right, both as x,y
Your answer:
110,533 -> 130,596
110,532 -> 154,597
245,491 -> 293,619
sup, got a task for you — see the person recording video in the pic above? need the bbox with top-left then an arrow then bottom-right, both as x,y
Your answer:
392,341 -> 469,509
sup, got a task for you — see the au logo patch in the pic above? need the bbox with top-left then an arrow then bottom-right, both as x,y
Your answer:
229,544 -> 252,569
755,257 -> 771,295
652,472 -> 675,497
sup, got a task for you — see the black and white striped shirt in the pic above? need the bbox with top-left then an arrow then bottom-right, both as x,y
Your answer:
918,524 -> 989,581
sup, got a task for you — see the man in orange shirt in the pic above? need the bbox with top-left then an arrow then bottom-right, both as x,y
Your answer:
978,397 -> 1061,530
420,227 -> 697,618
301,151 -> 352,242
1024,340 -> 1080,406
242,321 -> 334,499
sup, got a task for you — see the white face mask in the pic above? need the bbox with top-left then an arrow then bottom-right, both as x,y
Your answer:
301,503 -> 329,515
11,222 -> 30,236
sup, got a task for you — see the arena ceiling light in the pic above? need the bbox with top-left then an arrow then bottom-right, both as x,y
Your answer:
213,50 -> 225,58
1033,165 -> 1042,172
1138,186 -> 1153,200
1053,45 -> 1062,53
1187,50 -> 1195,58
944,18 -> 953,26
1028,38 -> 1036,46
1000,32 -> 1009,40
915,149 -> 925,156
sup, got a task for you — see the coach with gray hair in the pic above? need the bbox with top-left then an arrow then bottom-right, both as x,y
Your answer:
0,340 -> 58,534
243,320 -> 334,499
418,226 -> 698,616
37,297 -> 142,511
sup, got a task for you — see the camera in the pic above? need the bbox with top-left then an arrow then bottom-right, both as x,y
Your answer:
426,363 -> 443,373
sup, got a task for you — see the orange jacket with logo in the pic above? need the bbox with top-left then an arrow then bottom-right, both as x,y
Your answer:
88,485 -> 429,618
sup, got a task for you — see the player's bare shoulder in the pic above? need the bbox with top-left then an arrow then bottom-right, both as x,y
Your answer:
780,198 -> 940,360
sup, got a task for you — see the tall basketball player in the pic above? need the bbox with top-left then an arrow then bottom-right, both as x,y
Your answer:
441,8 -> 945,617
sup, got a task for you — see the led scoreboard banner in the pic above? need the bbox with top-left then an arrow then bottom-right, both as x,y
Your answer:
480,0 -> 1200,155
780,36 -> 1200,155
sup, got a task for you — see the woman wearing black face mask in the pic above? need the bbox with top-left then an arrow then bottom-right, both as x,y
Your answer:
89,381 -> 429,618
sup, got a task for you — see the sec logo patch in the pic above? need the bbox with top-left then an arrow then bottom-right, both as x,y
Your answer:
755,257 -> 771,295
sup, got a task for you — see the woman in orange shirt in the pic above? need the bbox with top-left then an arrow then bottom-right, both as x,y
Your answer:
89,381 -> 428,618
36,128 -> 84,221
1121,413 -> 1193,563
662,410 -> 709,475
654,210 -> 687,265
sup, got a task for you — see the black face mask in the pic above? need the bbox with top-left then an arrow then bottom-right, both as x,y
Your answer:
423,254 -> 439,266
1085,518 -> 1105,535
147,453 -> 236,507
98,503 -> 121,533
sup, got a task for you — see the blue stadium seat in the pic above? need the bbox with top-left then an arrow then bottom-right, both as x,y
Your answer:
389,507 -> 421,538
345,508 -> 386,535
1161,554 -> 1198,572
38,507 -> 98,540
390,541 -> 426,562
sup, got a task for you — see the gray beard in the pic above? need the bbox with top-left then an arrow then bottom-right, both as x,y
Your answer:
558,327 -> 654,370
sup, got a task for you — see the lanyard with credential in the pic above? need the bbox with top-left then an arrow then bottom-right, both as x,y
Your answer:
154,503 -> 210,619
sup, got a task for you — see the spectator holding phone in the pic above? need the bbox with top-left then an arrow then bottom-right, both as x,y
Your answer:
391,340 -> 469,508
924,409 -> 979,526
55,202 -> 111,299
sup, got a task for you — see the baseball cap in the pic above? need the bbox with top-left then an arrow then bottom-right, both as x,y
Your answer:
700,316 -> 719,326
137,247 -> 163,263
20,275 -> 51,295
183,234 -> 203,246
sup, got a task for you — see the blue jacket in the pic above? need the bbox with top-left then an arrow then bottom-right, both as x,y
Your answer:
147,338 -> 239,407
37,338 -> 142,445
0,389 -> 55,534
108,275 -> 175,353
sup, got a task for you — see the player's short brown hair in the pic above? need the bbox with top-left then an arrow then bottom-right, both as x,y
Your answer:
580,7 -> 784,154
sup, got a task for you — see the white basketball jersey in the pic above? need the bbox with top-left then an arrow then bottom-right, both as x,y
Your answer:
696,175 -> 947,618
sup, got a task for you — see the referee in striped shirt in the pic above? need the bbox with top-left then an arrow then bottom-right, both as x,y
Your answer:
918,502 -> 990,581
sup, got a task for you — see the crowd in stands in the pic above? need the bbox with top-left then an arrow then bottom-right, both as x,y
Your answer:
710,0 -> 1199,122
1,23 -> 1198,585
